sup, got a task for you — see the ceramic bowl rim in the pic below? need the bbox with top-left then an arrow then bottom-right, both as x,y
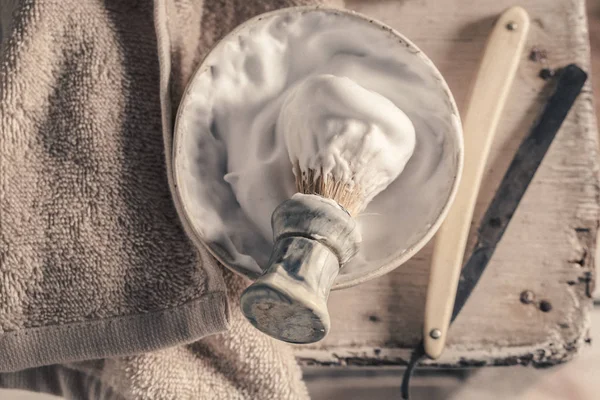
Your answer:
172,5 -> 464,290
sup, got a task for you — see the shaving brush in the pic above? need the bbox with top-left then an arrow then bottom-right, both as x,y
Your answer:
240,75 -> 416,343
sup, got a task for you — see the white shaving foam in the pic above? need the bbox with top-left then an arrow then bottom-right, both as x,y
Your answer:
174,8 -> 462,286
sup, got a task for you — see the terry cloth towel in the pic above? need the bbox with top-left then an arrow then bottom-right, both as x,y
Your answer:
0,0 -> 341,398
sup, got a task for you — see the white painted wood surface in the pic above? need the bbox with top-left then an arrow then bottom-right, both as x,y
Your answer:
296,0 -> 599,367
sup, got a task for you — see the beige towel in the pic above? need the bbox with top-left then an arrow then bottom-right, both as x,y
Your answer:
0,0 -> 340,398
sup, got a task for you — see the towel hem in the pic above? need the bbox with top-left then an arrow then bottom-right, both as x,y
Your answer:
0,291 -> 229,372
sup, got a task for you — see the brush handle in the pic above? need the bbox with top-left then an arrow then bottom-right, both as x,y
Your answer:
423,6 -> 530,359
240,194 -> 360,343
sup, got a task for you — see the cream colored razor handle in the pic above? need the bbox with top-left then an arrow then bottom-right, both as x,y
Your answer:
424,6 -> 530,359
240,194 -> 360,344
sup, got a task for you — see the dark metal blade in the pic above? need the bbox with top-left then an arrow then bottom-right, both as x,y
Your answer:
450,64 -> 588,322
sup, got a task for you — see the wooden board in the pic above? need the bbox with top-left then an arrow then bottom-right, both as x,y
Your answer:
295,0 -> 599,367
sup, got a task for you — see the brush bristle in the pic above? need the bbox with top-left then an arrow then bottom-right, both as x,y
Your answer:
293,163 -> 363,216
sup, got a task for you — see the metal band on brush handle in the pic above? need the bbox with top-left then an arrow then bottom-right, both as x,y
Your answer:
240,194 -> 360,343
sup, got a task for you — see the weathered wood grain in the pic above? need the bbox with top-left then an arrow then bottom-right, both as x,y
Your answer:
295,0 -> 599,367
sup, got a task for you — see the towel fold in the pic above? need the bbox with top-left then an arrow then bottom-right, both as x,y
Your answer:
0,269 -> 311,399
0,0 -> 341,398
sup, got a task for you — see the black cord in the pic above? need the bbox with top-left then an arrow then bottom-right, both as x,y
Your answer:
400,340 -> 426,399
